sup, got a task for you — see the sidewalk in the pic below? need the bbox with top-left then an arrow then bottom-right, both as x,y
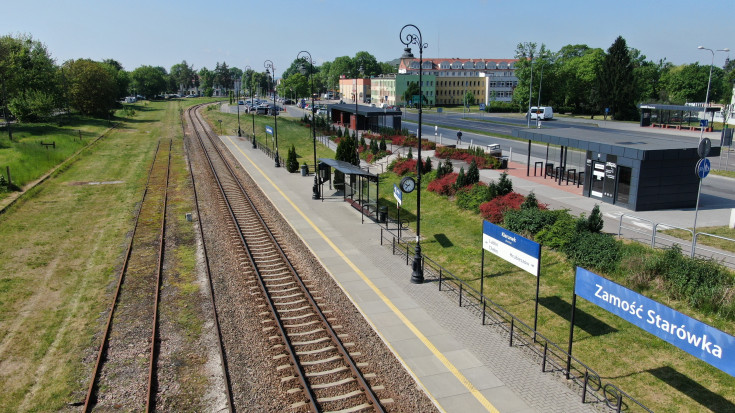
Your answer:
219,134 -> 597,413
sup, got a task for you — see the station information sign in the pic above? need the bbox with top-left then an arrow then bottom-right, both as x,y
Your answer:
482,221 -> 540,275
575,267 -> 735,377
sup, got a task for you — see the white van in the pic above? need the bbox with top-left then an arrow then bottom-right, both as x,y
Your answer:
529,106 -> 553,120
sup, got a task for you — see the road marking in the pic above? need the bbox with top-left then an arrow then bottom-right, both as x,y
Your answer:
225,136 -> 499,413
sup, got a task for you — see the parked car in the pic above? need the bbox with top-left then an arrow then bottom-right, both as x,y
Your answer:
255,105 -> 270,115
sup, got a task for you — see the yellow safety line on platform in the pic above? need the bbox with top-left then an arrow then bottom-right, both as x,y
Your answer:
226,136 -> 499,413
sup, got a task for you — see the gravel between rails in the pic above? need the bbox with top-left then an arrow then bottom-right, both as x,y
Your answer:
187,108 -> 438,412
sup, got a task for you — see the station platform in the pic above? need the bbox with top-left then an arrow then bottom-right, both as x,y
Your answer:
218,134 -> 597,413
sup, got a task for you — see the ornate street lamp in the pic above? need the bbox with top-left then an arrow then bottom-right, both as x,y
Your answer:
400,24 -> 427,284
235,78 -> 242,137
298,51 -> 320,200
265,60 -> 279,167
244,65 -> 256,149
697,46 -> 730,142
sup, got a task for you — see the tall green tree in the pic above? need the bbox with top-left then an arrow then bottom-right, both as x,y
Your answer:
131,65 -> 167,98
170,60 -> 196,94
0,34 -> 60,122
599,36 -> 637,120
64,59 -> 117,117
102,59 -> 130,100
661,63 -> 726,104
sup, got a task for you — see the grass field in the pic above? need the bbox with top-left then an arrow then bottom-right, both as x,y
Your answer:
0,116 -> 114,200
375,171 -> 735,413
0,98 -> 216,410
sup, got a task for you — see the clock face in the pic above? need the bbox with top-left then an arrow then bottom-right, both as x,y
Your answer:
400,176 -> 415,193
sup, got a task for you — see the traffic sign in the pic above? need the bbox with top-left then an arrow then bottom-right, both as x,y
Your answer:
393,184 -> 402,206
696,158 -> 711,179
265,125 -> 273,135
479,103 -> 486,111
698,138 -> 711,158
700,119 -> 708,127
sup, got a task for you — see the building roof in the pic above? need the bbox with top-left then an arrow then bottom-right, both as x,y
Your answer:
318,158 -> 377,178
513,127 -> 719,161
399,57 -> 518,72
328,104 -> 402,117
639,103 -> 721,113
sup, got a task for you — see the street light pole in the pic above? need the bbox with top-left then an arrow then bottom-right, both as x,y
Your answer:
235,79 -> 242,137
697,46 -> 730,142
299,51 -> 320,200
245,66 -> 256,148
400,24 -> 427,284
265,60 -> 280,167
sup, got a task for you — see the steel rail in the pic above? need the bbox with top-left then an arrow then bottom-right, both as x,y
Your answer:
188,105 -> 384,412
183,104 -> 234,412
83,140 -> 167,411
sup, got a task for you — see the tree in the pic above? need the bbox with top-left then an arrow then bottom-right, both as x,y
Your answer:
0,34 -> 60,122
599,36 -> 637,120
198,67 -> 214,89
286,145 -> 299,173
214,62 -> 232,89
170,60 -> 196,94
466,160 -> 479,185
102,59 -> 130,100
403,81 -> 426,106
131,65 -> 167,98
463,91 -> 475,107
662,63 -> 726,104
64,59 -> 117,117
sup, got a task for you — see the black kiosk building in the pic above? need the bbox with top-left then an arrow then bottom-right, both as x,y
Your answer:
514,128 -> 720,211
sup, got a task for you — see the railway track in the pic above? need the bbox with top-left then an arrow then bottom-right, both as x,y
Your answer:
186,103 -> 387,412
84,140 -> 171,411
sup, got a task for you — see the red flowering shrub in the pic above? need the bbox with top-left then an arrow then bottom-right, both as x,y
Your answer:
390,158 -> 418,176
427,173 -> 459,196
479,192 -> 525,223
434,147 -> 500,169
390,135 -> 436,150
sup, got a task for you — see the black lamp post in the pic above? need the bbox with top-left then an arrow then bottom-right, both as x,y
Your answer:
245,65 -> 256,149
298,51 -> 320,200
265,60 -> 279,167
235,78 -> 242,137
354,64 -> 363,163
400,24 -> 427,284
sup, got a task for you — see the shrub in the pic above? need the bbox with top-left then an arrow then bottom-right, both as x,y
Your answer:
521,191 -> 539,210
466,160 -> 480,185
285,145 -> 299,173
455,167 -> 466,188
379,137 -> 387,151
436,158 -> 453,179
434,146 -> 500,169
535,212 -> 579,250
423,156 -> 432,174
336,127 -> 343,138
390,158 -> 417,176
407,147 -> 413,159
456,183 -> 490,212
427,172 -> 459,196
586,204 -> 604,233
502,204 -> 558,237
493,172 -> 513,196
564,231 -> 621,273
479,192 -> 525,223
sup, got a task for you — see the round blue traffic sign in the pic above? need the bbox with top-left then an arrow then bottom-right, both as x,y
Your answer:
696,158 -> 711,179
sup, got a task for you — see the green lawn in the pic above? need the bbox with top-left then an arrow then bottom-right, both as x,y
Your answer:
375,171 -> 735,413
0,116 -> 113,199
202,106 -> 335,169
0,98 -> 216,410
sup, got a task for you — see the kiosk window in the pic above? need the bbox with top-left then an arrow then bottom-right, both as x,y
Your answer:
617,166 -> 631,204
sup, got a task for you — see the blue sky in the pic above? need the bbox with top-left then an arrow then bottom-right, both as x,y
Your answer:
5,0 -> 733,74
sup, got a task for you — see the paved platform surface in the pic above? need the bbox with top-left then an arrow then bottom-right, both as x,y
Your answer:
219,134 -> 599,413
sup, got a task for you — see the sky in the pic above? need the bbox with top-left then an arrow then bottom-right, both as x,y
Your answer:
4,0 -> 733,75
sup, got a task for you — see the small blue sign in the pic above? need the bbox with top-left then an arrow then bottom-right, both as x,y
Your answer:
696,158 -> 711,179
700,119 -> 708,127
393,184 -> 402,206
265,125 -> 274,135
605,107 -> 610,114
575,267 -> 735,377
479,103 -> 486,111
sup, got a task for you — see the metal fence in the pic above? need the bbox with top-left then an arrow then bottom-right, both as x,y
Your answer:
378,226 -> 652,413
618,213 -> 735,266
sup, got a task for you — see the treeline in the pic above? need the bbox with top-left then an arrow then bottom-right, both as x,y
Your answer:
511,36 -> 734,120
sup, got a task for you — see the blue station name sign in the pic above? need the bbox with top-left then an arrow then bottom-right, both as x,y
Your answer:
482,221 -> 540,275
575,267 -> 735,377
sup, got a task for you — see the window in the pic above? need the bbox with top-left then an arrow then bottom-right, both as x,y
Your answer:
617,166 -> 632,204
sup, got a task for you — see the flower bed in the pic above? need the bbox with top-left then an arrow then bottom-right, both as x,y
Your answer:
434,146 -> 500,169
389,158 -> 418,176
390,135 -> 436,150
427,172 -> 459,196
479,192 -> 525,223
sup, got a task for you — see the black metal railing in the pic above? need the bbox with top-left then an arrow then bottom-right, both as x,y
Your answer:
378,227 -> 652,413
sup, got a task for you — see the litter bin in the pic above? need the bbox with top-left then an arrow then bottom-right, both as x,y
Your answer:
499,156 -> 508,169
300,164 -> 308,176
378,206 -> 388,223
